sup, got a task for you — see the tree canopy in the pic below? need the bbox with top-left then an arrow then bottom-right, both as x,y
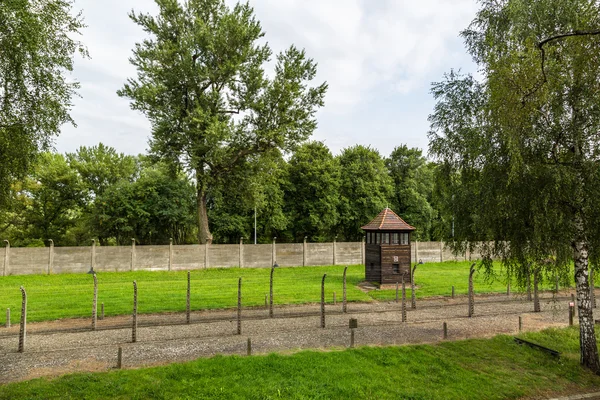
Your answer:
118,0 -> 327,244
429,0 -> 600,371
0,0 -> 86,206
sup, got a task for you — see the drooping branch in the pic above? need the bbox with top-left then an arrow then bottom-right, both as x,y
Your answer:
523,29 -> 600,102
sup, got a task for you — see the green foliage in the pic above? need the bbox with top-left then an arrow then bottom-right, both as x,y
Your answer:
386,145 -> 436,241
118,0 -> 327,243
284,141 -> 340,242
20,152 -> 85,245
337,145 -> 393,241
1,328 -> 599,399
94,162 -> 196,245
0,0 -> 87,206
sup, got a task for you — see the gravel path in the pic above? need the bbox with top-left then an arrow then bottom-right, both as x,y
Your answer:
0,291 -> 580,384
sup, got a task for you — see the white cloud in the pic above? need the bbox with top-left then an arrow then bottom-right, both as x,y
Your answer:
57,0 -> 479,157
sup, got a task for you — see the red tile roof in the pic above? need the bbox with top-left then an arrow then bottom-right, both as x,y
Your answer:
361,208 -> 416,231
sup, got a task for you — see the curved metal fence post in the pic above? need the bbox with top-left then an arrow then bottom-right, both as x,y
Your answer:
18,286 -> 27,352
269,266 -> 274,318
468,263 -> 475,317
533,268 -> 540,313
342,266 -> 348,313
132,281 -> 138,343
237,277 -> 242,335
401,277 -> 407,322
411,264 -> 417,309
321,274 -> 327,328
186,271 -> 191,324
92,274 -> 98,331
169,238 -> 173,271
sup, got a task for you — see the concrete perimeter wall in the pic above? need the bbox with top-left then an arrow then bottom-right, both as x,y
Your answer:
0,241 -> 481,276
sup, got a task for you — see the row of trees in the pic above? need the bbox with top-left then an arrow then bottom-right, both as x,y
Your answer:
0,142 -> 445,246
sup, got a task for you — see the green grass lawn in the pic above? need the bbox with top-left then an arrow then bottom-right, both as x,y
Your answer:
0,261 -> 580,325
1,327 -> 599,399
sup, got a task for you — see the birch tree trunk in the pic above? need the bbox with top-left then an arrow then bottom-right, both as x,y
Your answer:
573,212 -> 600,372
196,173 -> 213,245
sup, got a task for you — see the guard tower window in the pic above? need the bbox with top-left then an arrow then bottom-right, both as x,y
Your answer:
400,233 -> 409,245
382,233 -> 389,244
391,233 -> 399,245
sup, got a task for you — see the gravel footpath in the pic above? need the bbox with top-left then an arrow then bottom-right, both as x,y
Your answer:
0,292 -> 579,384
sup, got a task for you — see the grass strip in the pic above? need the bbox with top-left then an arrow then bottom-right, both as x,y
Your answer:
0,262 -> 578,324
0,327 -> 598,399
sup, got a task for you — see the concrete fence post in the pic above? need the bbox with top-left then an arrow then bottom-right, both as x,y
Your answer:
3,240 -> 9,276
186,271 -> 191,324
18,286 -> 26,352
572,293 -> 577,317
591,269 -> 596,309
237,277 -> 242,335
47,239 -> 54,275
269,266 -> 274,318
303,237 -> 307,267
342,266 -> 348,313
443,322 -> 448,339
361,237 -> 365,265
239,237 -> 244,268
168,238 -> 173,271
130,239 -> 135,272
395,282 -> 399,303
333,236 -> 337,266
526,268 -> 532,301
555,273 -> 559,295
91,239 -> 96,272
117,347 -> 122,369
468,263 -> 475,317
569,302 -> 574,326
451,285 -> 455,299
507,280 -> 511,296
414,241 -> 419,265
321,274 -> 327,328
132,281 -> 138,343
6,308 -> 10,328
439,241 -> 443,262
247,338 -> 252,356
272,237 -> 276,266
519,316 -> 522,332
401,277 -> 407,323
100,303 -> 104,320
92,274 -> 98,331
533,269 -> 540,313
204,242 -> 209,268
411,264 -> 417,309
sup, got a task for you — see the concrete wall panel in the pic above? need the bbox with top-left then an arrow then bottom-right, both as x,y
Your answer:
275,243 -> 303,267
10,247 -> 48,275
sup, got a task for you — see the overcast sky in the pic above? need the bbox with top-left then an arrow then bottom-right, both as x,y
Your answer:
57,0 -> 479,158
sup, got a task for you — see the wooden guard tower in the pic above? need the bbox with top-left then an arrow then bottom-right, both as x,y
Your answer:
362,208 -> 415,285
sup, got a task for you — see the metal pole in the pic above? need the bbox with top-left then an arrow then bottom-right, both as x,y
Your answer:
254,207 -> 257,245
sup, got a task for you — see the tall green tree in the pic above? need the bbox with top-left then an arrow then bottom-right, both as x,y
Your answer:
0,0 -> 86,206
284,141 -> 340,242
337,145 -> 393,241
94,162 -> 196,245
118,0 -> 327,244
67,143 -> 139,202
21,152 -> 85,245
386,145 -> 435,240
429,0 -> 600,371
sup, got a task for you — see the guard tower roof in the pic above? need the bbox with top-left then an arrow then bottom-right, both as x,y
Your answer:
361,208 -> 415,231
